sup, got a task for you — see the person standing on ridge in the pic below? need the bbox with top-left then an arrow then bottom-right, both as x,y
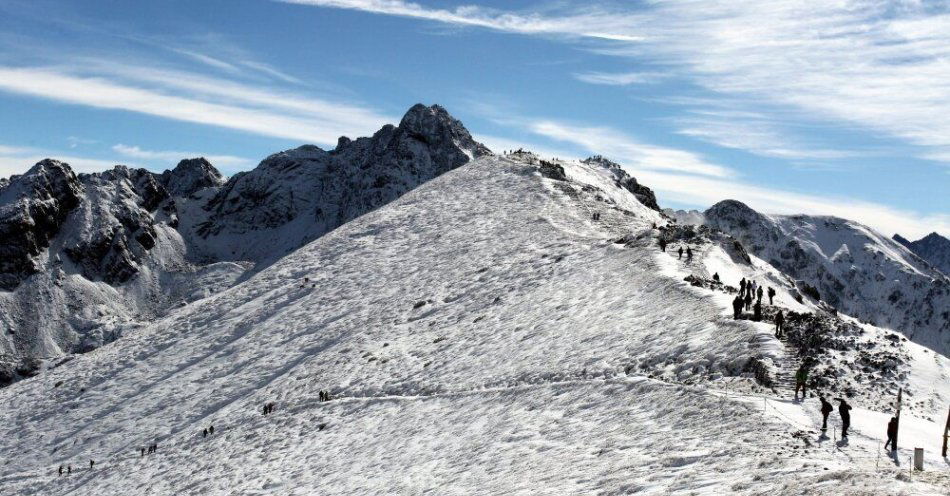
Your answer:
744,292 -> 753,311
678,246 -> 684,260
774,310 -> 785,338
740,278 -> 747,298
209,425 -> 215,435
819,396 -> 833,431
659,238 -> 667,252
767,286 -> 776,305
686,246 -> 693,262
756,286 -> 764,302
838,399 -> 852,437
58,466 -> 63,476
203,428 -> 208,438
733,295 -> 743,319
89,460 -> 94,470
753,300 -> 762,321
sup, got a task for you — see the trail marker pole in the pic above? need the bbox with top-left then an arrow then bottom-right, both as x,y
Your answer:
894,388 -> 903,452
942,406 -> 949,458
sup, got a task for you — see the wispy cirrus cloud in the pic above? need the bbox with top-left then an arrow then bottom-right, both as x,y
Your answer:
111,144 -> 253,170
528,120 -> 733,178
291,0 -> 950,168
572,71 -> 665,86
278,0 -> 645,41
500,122 -> 948,239
0,63 -> 393,145
0,144 -> 127,179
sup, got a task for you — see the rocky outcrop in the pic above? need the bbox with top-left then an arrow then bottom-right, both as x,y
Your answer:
895,232 -> 950,275
159,158 -> 225,197
193,104 -> 491,262
706,200 -> 950,353
580,156 -> 660,211
0,160 -> 83,290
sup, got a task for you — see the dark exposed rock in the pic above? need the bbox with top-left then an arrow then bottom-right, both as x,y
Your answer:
0,160 -> 83,289
895,231 -> 950,275
159,158 -> 224,197
538,160 -> 567,181
580,156 -> 660,211
195,104 -> 491,261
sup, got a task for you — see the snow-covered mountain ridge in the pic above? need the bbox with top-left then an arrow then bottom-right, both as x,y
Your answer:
0,152 -> 946,494
0,104 -> 488,384
705,200 -> 950,355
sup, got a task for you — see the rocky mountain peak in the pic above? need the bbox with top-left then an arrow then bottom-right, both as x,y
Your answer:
580,155 -> 660,211
0,159 -> 84,290
160,158 -> 225,197
398,103 -> 492,157
895,231 -> 950,275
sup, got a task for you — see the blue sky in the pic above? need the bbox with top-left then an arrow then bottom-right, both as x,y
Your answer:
0,0 -> 947,238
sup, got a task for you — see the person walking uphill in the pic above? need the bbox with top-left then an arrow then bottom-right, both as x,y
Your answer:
774,310 -> 785,338
733,295 -> 744,319
744,292 -> 753,311
767,286 -> 776,305
686,247 -> 693,262
740,278 -> 747,298
678,246 -> 684,260
819,396 -> 833,432
794,365 -> 808,400
838,399 -> 852,437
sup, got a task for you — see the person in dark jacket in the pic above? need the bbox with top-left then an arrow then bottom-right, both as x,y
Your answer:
58,465 -> 63,476
712,272 -> 720,282
686,247 -> 693,261
838,399 -> 852,437
774,311 -> 785,338
884,417 -> 898,451
767,286 -> 776,305
209,425 -> 214,435
744,292 -> 753,311
794,365 -> 808,400
753,300 -> 762,321
67,465 -> 71,474
658,238 -> 667,252
756,286 -> 763,302
733,295 -> 743,319
678,247 -> 684,259
740,278 -> 747,298
89,460 -> 94,469
203,428 -> 208,438
819,396 -> 833,431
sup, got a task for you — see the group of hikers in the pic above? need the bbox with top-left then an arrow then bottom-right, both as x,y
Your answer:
140,443 -> 159,457
201,425 -> 215,438
731,277 -> 779,327
656,238 -> 693,262
262,402 -> 277,415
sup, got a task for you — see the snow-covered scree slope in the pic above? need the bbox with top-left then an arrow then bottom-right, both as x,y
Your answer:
0,104 -> 487,384
896,232 -> 950,277
1,154 -> 947,495
705,200 -> 950,355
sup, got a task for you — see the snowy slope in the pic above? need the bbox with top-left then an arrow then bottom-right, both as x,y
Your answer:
0,154 -> 946,495
705,200 -> 950,355
0,105 -> 488,384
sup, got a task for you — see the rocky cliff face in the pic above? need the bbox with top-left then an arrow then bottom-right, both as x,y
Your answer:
579,156 -> 660,211
0,160 -> 83,290
895,232 -> 950,276
190,104 -> 491,262
0,104 -> 490,383
706,200 -> 950,353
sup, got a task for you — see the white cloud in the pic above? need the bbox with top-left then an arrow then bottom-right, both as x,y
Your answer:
501,120 -> 946,239
0,145 -> 126,179
278,0 -> 644,41
527,120 -> 734,178
572,71 -> 665,86
0,64 -> 393,146
296,0 -> 950,168
112,144 -> 253,169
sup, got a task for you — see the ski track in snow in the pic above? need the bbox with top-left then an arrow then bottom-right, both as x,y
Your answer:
0,156 -> 947,495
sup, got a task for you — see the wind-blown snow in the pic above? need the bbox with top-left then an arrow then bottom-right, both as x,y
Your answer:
0,155 -> 946,494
